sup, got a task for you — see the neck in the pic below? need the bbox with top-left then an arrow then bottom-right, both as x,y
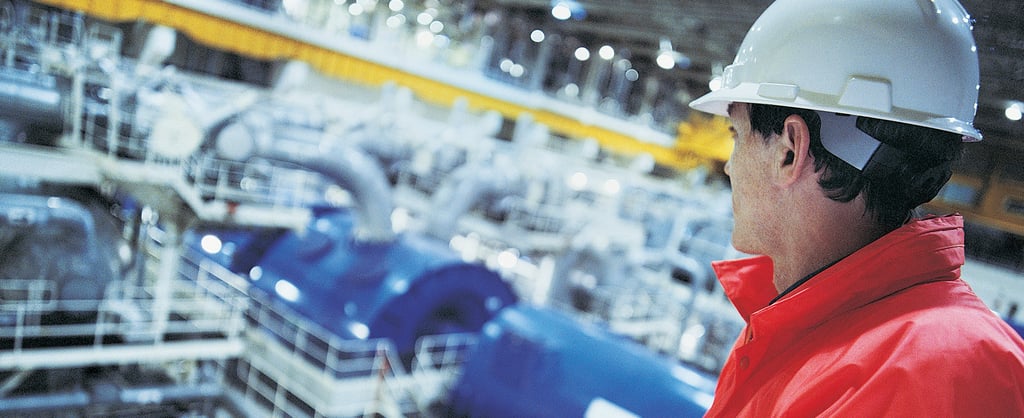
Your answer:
770,196 -> 888,293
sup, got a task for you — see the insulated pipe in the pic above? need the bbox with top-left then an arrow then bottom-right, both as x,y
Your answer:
215,118 -> 395,242
116,382 -> 224,405
0,67 -> 69,129
0,390 -> 91,413
424,157 -> 520,240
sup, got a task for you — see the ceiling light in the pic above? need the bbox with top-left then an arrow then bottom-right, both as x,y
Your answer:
551,3 -> 572,20
574,46 -> 590,61
417,11 -> 433,25
708,75 -> 723,91
551,0 -> 585,21
348,2 -> 364,15
509,63 -> 525,78
598,45 -> 614,60
499,58 -> 513,72
625,68 -> 639,81
1006,102 -> 1023,121
656,51 -> 675,69
530,29 -> 545,43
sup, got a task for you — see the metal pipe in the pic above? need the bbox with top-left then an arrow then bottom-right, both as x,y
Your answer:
424,158 -> 520,240
215,117 -> 395,242
0,390 -> 91,413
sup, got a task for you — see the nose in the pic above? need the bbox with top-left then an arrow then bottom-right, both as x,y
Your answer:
724,158 -> 732,177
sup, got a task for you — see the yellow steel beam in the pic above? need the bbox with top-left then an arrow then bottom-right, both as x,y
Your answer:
36,0 -> 729,171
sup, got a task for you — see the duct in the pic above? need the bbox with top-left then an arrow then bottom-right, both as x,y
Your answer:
215,116 -> 395,242
424,156 -> 522,240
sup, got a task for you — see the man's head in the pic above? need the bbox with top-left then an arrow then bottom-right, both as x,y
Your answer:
741,103 -> 964,230
691,0 -> 981,246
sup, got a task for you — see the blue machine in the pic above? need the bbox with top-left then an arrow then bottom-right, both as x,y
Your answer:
1007,317 -> 1024,339
449,304 -> 717,418
191,208 -> 518,358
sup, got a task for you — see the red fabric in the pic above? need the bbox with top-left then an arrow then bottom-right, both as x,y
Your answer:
706,215 -> 1024,417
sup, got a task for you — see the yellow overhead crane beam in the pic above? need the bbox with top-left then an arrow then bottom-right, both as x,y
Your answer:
36,0 -> 732,171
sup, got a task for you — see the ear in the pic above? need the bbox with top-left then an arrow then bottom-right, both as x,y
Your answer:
775,114 -> 813,187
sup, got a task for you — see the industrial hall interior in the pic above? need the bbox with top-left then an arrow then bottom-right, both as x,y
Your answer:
0,0 -> 1021,416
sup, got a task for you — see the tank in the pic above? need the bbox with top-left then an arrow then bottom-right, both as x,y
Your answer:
192,208 -> 518,358
449,304 -> 716,418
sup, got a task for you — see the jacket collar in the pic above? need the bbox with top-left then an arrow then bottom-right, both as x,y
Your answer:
713,215 -> 965,325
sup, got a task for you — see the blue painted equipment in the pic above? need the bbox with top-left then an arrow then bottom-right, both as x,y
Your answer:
193,208 -> 518,358
449,304 -> 716,418
1007,317 -> 1024,339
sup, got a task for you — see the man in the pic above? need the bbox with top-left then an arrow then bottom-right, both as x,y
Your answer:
688,0 -> 1024,416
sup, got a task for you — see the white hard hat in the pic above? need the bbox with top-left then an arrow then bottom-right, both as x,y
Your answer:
689,0 -> 982,142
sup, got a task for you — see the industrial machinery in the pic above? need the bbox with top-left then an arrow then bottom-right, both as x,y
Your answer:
190,207 -> 519,361
448,304 -> 717,417
0,2 -> 739,417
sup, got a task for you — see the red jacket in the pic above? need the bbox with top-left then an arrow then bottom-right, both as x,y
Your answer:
706,215 -> 1024,417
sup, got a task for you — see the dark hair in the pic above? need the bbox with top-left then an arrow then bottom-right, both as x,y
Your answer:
747,103 -> 963,230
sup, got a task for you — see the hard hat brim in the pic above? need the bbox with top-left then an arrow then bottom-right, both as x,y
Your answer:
688,85 -> 982,142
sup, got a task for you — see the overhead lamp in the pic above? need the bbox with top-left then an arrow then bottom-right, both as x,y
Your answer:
551,0 -> 585,21
598,45 -> 615,60
625,68 -> 639,81
1006,102 -> 1023,121
348,2 -> 364,16
530,29 -> 546,43
656,51 -> 675,70
708,75 -> 723,91
574,46 -> 590,61
656,37 -> 691,70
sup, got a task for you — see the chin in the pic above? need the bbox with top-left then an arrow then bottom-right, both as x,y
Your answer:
730,234 -> 756,256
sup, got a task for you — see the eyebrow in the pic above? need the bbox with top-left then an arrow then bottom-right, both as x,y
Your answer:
726,102 -> 737,117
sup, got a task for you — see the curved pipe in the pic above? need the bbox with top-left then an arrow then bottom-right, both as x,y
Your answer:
424,158 -> 520,240
549,234 -> 634,312
215,117 -> 395,242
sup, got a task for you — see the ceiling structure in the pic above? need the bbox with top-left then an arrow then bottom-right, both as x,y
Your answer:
478,0 -> 1023,152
